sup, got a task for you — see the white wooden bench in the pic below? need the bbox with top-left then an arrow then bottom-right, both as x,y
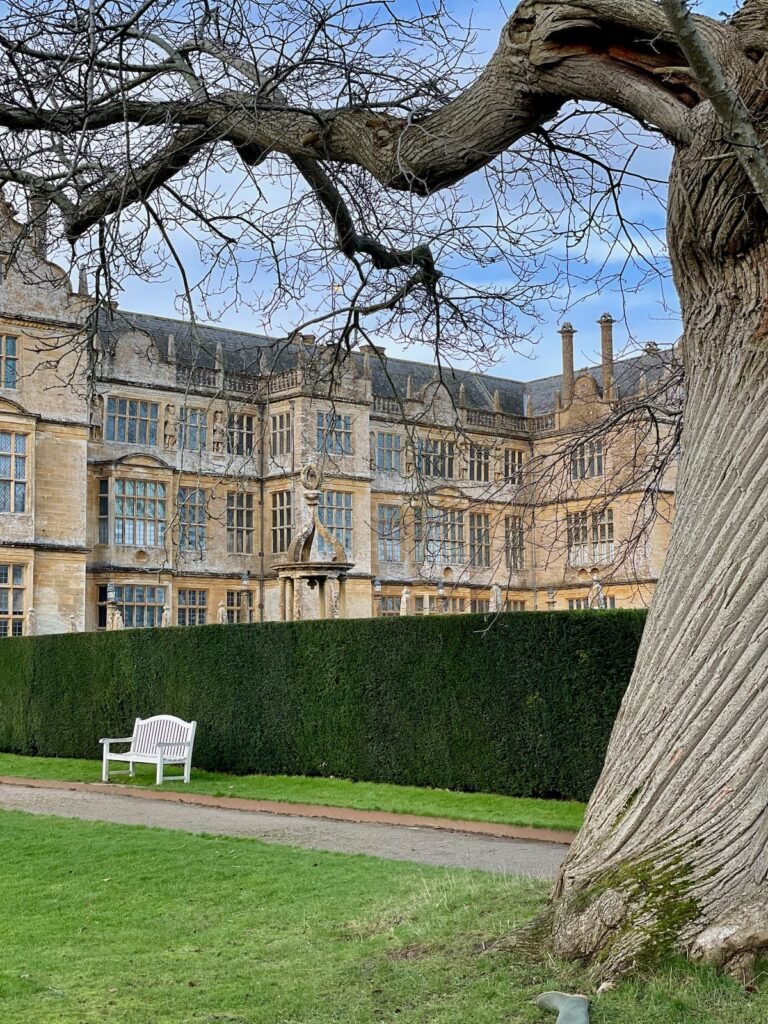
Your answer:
100,715 -> 197,785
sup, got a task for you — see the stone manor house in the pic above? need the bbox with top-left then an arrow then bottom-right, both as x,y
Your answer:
0,210 -> 677,636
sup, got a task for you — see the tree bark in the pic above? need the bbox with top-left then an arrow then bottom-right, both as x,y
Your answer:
548,94 -> 768,976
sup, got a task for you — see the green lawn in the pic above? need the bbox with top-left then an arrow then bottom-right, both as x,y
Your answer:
1,809 -> 765,1024
0,753 -> 585,832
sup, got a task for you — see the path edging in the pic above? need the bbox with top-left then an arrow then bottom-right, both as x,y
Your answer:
0,775 -> 575,845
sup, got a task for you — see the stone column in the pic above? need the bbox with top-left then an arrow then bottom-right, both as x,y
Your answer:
338,577 -> 347,618
317,577 -> 327,619
278,577 -> 286,621
285,577 -> 294,622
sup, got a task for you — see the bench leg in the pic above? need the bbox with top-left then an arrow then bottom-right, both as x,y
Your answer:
184,758 -> 191,784
156,756 -> 164,785
102,748 -> 109,783
129,761 -> 135,778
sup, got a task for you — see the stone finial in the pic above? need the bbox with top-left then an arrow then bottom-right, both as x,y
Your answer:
78,268 -> 89,296
167,334 -> 176,363
406,375 -> 414,400
493,389 -> 501,413
458,383 -> 466,408
363,351 -> 371,379
215,341 -> 224,371
526,395 -> 533,418
217,599 -> 228,624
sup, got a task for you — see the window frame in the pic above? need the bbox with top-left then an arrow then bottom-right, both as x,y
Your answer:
377,504 -> 402,562
271,411 -> 292,457
317,490 -> 353,556
0,335 -> 18,390
227,491 -> 254,554
113,478 -> 167,547
105,396 -> 159,446
504,515 -> 526,571
316,412 -> 353,455
177,588 -> 208,625
271,490 -> 293,554
468,443 -> 491,483
469,511 -> 491,567
0,562 -> 25,636
376,432 -> 402,473
177,487 -> 207,554
0,431 -> 27,514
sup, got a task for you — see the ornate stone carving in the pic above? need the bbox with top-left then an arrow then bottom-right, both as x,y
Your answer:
212,410 -> 226,454
161,603 -> 172,627
489,583 -> 503,613
217,599 -> 228,624
106,602 -> 123,630
400,585 -> 411,616
163,403 -> 177,449
89,394 -> 103,441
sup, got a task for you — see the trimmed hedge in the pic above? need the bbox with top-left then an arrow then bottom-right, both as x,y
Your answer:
0,610 -> 646,801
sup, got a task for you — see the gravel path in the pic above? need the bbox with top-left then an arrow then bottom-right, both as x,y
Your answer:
0,782 -> 566,878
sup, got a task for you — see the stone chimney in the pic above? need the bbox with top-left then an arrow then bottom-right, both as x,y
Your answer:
28,193 -> 49,257
558,322 -> 576,406
598,313 -> 615,400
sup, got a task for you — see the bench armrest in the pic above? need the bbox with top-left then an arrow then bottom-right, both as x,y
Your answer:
156,741 -> 193,751
99,737 -> 134,745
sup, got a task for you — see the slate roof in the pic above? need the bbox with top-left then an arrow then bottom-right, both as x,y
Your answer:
99,308 -> 673,415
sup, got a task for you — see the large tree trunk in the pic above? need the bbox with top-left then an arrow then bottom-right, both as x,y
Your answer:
548,102 -> 768,977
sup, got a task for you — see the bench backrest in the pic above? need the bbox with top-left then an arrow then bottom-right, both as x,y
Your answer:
130,715 -> 196,759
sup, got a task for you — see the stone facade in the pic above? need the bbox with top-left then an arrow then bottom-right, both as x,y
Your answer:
0,212 -> 677,635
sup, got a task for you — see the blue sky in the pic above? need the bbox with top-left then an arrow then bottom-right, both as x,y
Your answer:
114,0 -> 733,383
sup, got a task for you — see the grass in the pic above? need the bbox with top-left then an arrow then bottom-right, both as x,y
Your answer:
0,753 -> 585,832
1,809 -> 766,1024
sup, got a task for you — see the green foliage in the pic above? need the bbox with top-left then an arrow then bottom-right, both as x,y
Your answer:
0,610 -> 646,801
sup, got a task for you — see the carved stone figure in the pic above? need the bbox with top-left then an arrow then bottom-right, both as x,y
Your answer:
489,583 -> 503,613
400,585 -> 411,616
68,614 -> 78,633
25,607 -> 37,635
106,602 -> 124,630
588,574 -> 606,610
163,403 -> 177,449
216,599 -> 228,624
212,410 -> 226,454
161,603 -> 172,627
89,394 -> 103,440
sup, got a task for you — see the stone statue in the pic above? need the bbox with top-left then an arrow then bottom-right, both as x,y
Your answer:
89,394 -> 103,440
106,602 -> 123,630
588,574 -> 606,610
68,615 -> 78,633
161,603 -> 172,628
212,410 -> 226,454
25,607 -> 37,636
400,585 -> 411,616
163,403 -> 177,449
489,583 -> 503,613
217,599 -> 228,624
